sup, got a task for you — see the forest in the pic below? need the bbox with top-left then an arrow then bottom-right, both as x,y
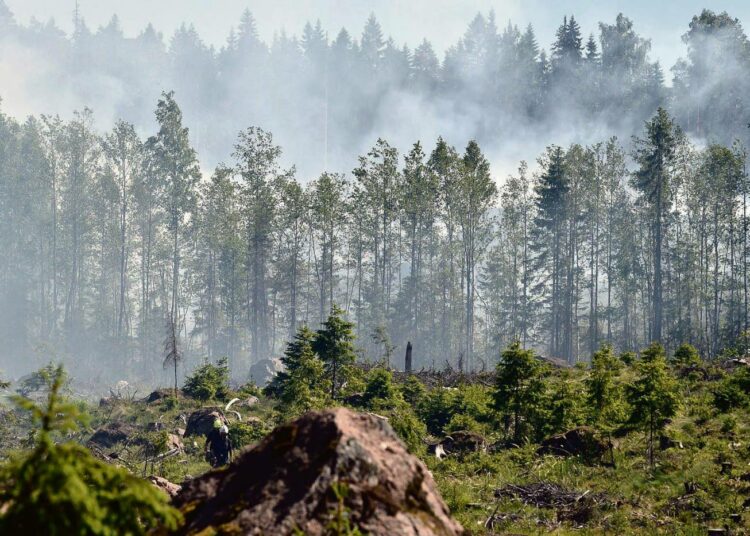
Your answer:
2,2 -> 750,535
1,5 -> 750,383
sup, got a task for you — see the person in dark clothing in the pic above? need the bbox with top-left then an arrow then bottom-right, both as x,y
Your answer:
205,423 -> 233,467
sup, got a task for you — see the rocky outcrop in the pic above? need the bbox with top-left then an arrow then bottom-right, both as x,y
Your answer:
172,407 -> 464,535
183,409 -> 227,438
88,422 -> 143,449
248,358 -> 284,386
146,389 -> 174,403
537,426 -> 609,460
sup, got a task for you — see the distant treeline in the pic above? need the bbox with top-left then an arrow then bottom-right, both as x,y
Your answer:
0,87 -> 748,381
0,5 -> 748,174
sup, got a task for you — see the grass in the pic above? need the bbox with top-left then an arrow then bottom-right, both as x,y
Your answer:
427,401 -> 750,534
1,361 -> 750,534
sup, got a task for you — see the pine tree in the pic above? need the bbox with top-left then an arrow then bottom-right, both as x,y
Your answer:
585,344 -> 623,427
458,141 -> 497,370
232,127 -> 288,362
585,34 -> 599,63
360,13 -> 384,70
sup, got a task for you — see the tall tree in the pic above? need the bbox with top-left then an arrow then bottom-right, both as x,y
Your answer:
457,141 -> 497,370
632,108 -> 679,343
232,127 -> 289,363
146,92 -> 200,336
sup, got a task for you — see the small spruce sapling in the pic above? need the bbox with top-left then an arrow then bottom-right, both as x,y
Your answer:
492,341 -> 546,443
0,364 -> 181,534
626,342 -> 680,468
313,305 -> 356,400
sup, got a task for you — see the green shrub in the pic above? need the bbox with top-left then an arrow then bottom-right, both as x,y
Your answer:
236,382 -> 262,398
362,367 -> 401,409
445,413 -> 484,435
387,406 -> 427,455
626,343 -> 680,466
619,351 -> 636,366
492,341 -> 547,442
399,375 -> 427,407
418,387 -> 458,436
720,415 -> 737,435
672,343 -> 701,366
229,420 -> 272,448
540,370 -> 586,438
0,365 -> 181,535
713,377 -> 748,412
182,357 -> 230,401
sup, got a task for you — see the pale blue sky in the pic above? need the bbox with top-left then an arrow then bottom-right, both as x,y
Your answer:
6,1 -> 750,71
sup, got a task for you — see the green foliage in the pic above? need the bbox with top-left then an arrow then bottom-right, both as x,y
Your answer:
619,351 -> 636,366
585,344 -> 625,429
266,325 -> 317,398
162,395 -> 179,411
417,383 -> 493,437
324,482 -> 363,536
720,414 -> 737,435
135,430 -> 171,459
540,369 -> 586,437
445,384 -> 492,435
229,421 -> 272,449
400,375 -> 427,407
626,343 -> 680,465
418,387 -> 458,436
276,328 -> 330,420
370,325 -> 395,366
492,341 -> 547,442
182,357 -> 230,401
339,366 -> 366,398
0,365 -> 181,535
314,305 -> 357,400
386,406 -> 427,455
713,367 -> 750,412
236,381 -> 262,398
672,343 -> 701,366
16,362 -> 70,397
362,367 -> 401,410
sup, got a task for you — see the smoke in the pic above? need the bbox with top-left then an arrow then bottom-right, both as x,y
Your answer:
1,3 -> 749,391
0,3 -> 681,182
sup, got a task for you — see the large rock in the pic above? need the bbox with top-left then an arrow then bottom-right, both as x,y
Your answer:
88,422 -> 143,449
248,358 -> 284,386
537,426 -> 609,460
146,389 -> 174,403
172,407 -> 464,536
149,476 -> 182,498
183,409 -> 227,438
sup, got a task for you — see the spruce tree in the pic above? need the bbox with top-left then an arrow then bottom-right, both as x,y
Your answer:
0,365 -> 181,534
626,342 -> 680,467
632,108 -> 679,343
277,327 -> 328,419
314,305 -> 357,400
492,341 -> 546,442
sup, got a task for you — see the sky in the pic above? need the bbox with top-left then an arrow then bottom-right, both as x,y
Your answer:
6,0 -> 750,73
